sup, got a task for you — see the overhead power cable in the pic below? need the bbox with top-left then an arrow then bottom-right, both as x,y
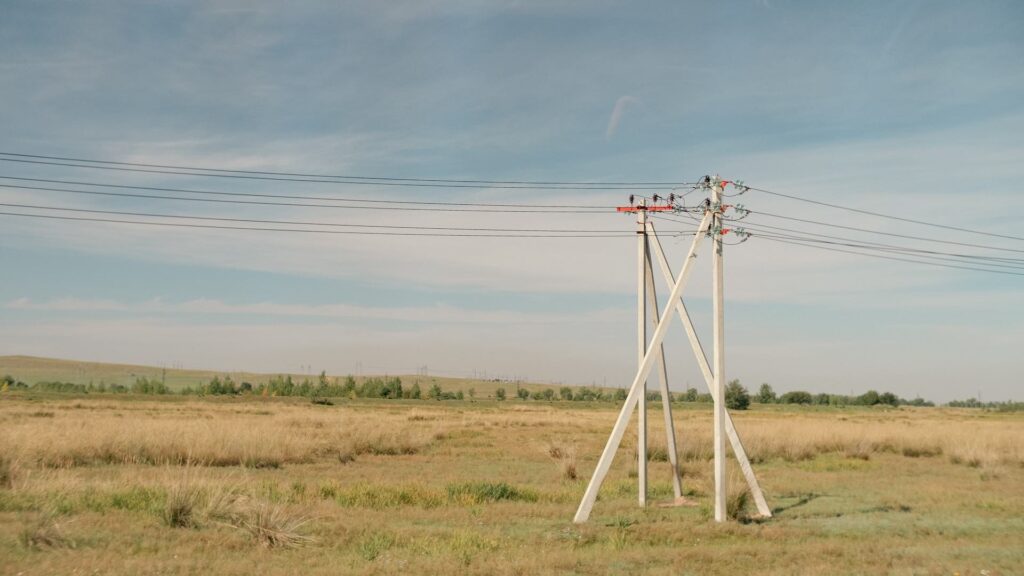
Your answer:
735,209 -> 1024,255
0,153 -> 694,190
0,182 -> 611,214
0,175 -> 614,209
0,201 -> 695,235
735,222 -> 1024,266
0,211 -> 700,239
747,230 -> 1024,272
754,234 -> 1024,277
649,213 -> 1024,270
747,185 -> 1024,242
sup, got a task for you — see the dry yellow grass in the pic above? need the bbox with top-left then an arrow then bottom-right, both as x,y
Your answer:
0,394 -> 1021,575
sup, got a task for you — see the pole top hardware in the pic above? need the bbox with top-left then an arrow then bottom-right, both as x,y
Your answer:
617,192 -> 677,212
616,205 -> 675,213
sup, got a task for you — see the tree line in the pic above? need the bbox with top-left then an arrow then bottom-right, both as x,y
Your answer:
3,373 -> 1018,411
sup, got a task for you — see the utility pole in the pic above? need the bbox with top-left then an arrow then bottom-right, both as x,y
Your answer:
573,182 -> 769,524
636,199 -> 648,507
711,176 -> 727,522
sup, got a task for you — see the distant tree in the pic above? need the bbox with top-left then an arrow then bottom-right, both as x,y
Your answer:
410,382 -> 422,399
613,388 -> 627,402
779,391 -> 813,405
757,383 -> 776,404
467,387 -> 476,400
857,390 -> 881,406
725,379 -> 750,410
542,389 -> 555,401
495,387 -> 506,401
517,388 -> 530,400
878,391 -> 899,407
456,390 -> 464,400
683,387 -> 699,402
559,386 -> 574,401
428,383 -> 442,400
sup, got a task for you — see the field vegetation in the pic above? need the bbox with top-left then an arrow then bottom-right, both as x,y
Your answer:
1,385 -> 1021,574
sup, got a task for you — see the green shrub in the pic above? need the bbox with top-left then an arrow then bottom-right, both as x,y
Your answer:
725,380 -> 750,410
445,482 -> 537,504
780,391 -> 813,405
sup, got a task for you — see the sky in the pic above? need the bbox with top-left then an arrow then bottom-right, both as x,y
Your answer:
0,1 -> 1021,402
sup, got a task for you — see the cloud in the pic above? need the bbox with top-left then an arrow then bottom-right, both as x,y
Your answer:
605,96 -> 639,140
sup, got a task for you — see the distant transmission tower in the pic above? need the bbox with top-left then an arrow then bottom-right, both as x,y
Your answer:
573,176 -> 772,524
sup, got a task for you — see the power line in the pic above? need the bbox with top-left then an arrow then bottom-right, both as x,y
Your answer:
754,234 -> 1024,277
735,222 -> 1024,266
0,151 -> 692,186
0,153 -> 694,190
0,210 -> 698,239
0,175 -> 616,209
0,201 -> 695,235
0,182 -> 612,214
735,209 -> 1024,255
653,211 -> 1024,264
748,229 -> 1024,271
747,185 -> 1024,242
650,212 -> 1024,271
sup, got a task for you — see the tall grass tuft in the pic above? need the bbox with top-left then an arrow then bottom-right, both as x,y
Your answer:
162,481 -> 203,528
235,502 -> 314,548
545,441 -> 578,480
19,512 -> 74,550
0,455 -> 16,489
726,485 -> 751,521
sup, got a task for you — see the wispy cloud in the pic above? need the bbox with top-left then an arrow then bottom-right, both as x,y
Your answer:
605,96 -> 639,140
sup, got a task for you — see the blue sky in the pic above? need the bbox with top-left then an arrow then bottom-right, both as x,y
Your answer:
1,1 -> 1021,401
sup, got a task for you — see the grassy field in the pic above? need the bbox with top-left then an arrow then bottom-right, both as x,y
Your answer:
1,391 -> 1021,575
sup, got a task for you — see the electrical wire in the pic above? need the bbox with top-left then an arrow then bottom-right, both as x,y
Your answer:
0,210 -> 699,239
0,153 -> 695,190
649,212 -> 1024,270
0,201 -> 697,235
0,175 -> 615,209
748,230 -> 1024,271
735,209 -> 1024,255
735,222 -> 1024,266
747,185 -> 1024,242
0,151 -> 693,186
754,234 -> 1024,277
0,183 -> 612,214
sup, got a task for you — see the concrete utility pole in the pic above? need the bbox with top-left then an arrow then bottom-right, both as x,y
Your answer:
636,199 -> 648,506
573,178 -> 772,524
711,176 -> 727,522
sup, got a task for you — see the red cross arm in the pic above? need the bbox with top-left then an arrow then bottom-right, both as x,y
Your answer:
616,206 -> 676,212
